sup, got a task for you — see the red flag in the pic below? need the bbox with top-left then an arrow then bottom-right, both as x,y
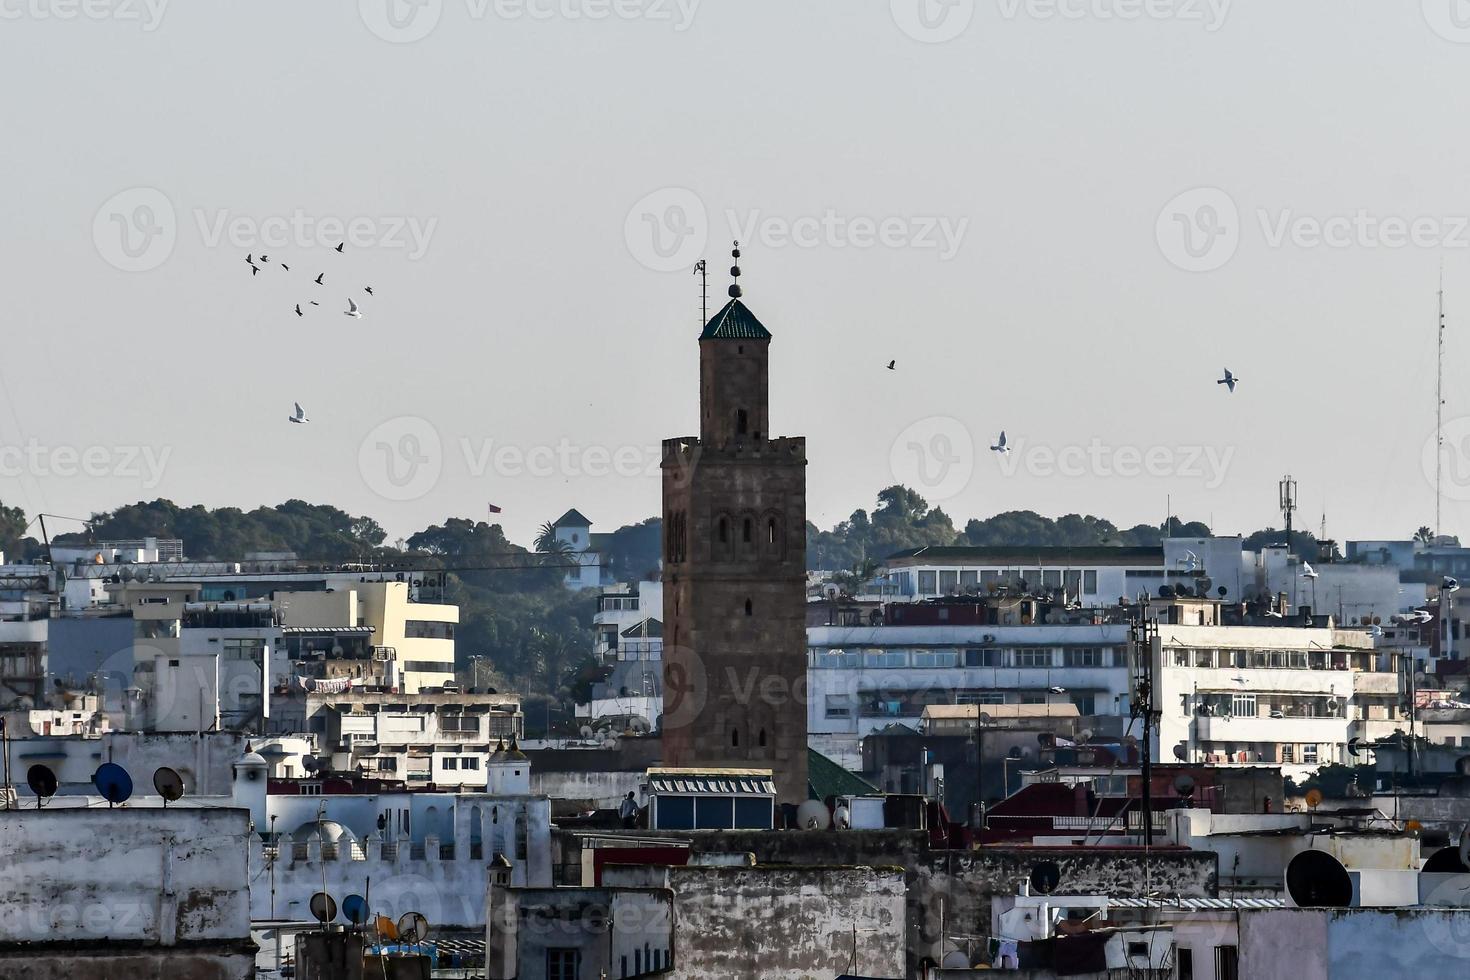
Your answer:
487,503 -> 502,514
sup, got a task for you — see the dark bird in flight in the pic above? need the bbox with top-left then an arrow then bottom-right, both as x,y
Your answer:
250,264 -> 259,276
295,304 -> 302,317
334,243 -> 344,253
886,360 -> 895,370
1217,368 -> 1238,393
281,263 -> 290,271
314,273 -> 324,285
364,286 -> 373,296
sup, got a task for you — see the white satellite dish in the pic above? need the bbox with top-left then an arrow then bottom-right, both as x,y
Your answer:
796,800 -> 831,830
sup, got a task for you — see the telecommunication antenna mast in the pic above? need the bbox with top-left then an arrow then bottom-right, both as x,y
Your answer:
693,259 -> 708,326
1279,476 -> 1297,543
1437,267 -> 1446,542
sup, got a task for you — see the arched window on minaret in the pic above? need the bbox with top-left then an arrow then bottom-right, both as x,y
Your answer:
731,728 -> 740,747
736,409 -> 748,436
744,598 -> 753,616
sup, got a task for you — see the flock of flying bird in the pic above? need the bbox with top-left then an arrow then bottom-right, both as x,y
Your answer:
886,357 -> 1242,460
244,243 -> 373,424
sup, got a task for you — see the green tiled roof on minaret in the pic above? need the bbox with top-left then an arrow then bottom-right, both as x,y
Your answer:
699,297 -> 772,340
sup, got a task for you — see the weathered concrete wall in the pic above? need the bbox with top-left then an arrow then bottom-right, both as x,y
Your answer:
532,769 -> 645,812
676,831 -> 1214,978
0,807 -> 251,944
661,865 -> 905,980
250,797 -> 553,927
10,731 -> 247,799
0,941 -> 256,980
1241,907 -> 1470,979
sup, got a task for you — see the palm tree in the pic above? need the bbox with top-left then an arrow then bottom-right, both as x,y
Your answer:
1416,525 -> 1434,546
534,520 -> 575,569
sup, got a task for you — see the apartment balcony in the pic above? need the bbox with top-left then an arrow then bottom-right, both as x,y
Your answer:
1194,714 -> 1349,743
1352,672 -> 1402,696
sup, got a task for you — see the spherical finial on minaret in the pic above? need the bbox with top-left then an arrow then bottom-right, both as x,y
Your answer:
728,241 -> 743,298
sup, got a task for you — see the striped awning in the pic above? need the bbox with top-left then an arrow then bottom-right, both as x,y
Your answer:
648,774 -> 776,796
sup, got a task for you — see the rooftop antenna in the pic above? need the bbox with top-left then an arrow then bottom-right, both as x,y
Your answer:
693,259 -> 708,325
1279,475 -> 1297,544
1437,263 -> 1446,543
728,241 -> 743,298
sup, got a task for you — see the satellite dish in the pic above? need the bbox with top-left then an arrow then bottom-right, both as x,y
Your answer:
1173,774 -> 1196,796
1424,845 -> 1470,874
93,763 -> 133,806
1285,850 -> 1353,908
1078,728 -> 1094,744
342,894 -> 370,926
26,764 -> 57,806
397,911 -> 429,944
796,800 -> 832,830
310,892 -> 337,923
1029,861 -> 1061,895
834,805 -> 851,829
1305,788 -> 1324,809
1172,743 -> 1188,762
579,725 -> 594,739
153,766 -> 185,804
302,755 -> 320,774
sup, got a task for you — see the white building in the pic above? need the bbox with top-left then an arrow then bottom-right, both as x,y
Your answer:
553,509 -> 603,590
881,545 -> 1172,604
807,615 -> 1135,768
1155,620 -> 1401,779
308,690 -> 524,787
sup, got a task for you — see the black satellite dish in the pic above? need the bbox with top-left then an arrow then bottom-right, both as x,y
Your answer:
153,766 -> 185,805
1173,774 -> 1196,797
309,891 -> 337,924
1172,742 -> 1189,762
1285,850 -> 1353,908
93,763 -> 133,807
1029,861 -> 1062,895
26,764 -> 57,808
1158,585 -> 1175,598
1423,847 -> 1470,874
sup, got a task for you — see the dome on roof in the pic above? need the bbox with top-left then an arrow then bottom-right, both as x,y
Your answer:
292,820 -> 358,844
237,751 -> 268,768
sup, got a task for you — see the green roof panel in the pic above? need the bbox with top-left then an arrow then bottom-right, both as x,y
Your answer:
700,298 -> 772,340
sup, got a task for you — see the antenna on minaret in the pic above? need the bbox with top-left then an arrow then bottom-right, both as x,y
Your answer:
693,259 -> 708,325
1437,261 -> 1446,543
728,241 -> 743,299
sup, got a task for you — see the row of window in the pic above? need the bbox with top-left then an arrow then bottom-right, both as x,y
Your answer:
405,620 -> 455,640
907,568 -> 1103,595
1169,648 -> 1382,671
811,647 -> 1126,669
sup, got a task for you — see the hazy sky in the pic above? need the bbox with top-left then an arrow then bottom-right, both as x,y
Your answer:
5,1 -> 1470,550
